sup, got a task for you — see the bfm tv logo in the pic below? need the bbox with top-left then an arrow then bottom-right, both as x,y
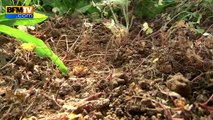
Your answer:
6,6 -> 34,18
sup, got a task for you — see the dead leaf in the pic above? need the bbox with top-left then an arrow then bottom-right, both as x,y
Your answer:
67,113 -> 84,120
158,87 -> 182,98
62,102 -> 78,111
175,20 -> 188,28
59,114 -> 68,120
14,88 -> 30,101
103,19 -> 128,46
152,58 -> 159,63
72,65 -> 88,77
5,89 -> 15,101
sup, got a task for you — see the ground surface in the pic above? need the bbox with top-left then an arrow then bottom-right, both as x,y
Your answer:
0,16 -> 213,120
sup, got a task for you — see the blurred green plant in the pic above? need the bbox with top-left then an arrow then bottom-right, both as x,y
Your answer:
94,0 -> 131,29
0,0 -> 179,20
0,12 -> 68,75
135,0 -> 176,18
176,0 -> 212,21
36,0 -> 100,15
165,0 -> 213,35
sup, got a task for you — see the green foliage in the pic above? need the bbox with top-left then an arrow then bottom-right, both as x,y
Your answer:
0,0 -> 12,12
24,0 -> 31,6
167,0 -> 213,35
0,12 -> 68,75
41,0 -> 100,15
135,0 -> 176,18
1,0 -> 13,7
93,0 -> 131,29
0,0 -> 179,20
171,0 -> 213,23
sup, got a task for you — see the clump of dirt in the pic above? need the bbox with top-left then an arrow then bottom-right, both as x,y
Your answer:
166,73 -> 191,98
0,15 -> 213,120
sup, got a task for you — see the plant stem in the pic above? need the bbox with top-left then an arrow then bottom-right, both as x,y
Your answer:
109,4 -> 118,24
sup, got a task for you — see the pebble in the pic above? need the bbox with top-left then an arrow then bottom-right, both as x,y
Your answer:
139,81 -> 150,90
72,83 -> 81,92
166,73 -> 191,98
196,94 -> 208,102
115,108 -> 124,116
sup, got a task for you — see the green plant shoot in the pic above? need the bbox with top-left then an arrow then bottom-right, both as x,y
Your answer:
0,12 -> 68,75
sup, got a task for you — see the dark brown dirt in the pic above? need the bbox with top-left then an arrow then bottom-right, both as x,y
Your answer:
0,15 -> 213,120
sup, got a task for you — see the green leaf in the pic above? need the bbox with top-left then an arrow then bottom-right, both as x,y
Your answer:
111,0 -> 129,6
0,25 -> 68,75
195,28 -> 204,34
0,12 -> 48,26
135,0 -> 176,18
0,1 -> 2,12
75,4 -> 92,13
1,0 -> 13,7
24,0 -> 31,6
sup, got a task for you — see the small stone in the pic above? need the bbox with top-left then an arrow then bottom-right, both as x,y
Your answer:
118,73 -> 128,81
116,78 -> 126,85
26,62 -> 34,71
115,108 -> 124,116
139,81 -> 150,90
58,82 -> 71,96
156,113 -> 162,118
151,116 -> 157,120
128,105 -> 141,114
196,94 -> 208,103
98,79 -> 109,90
15,57 -> 26,65
94,112 -> 103,119
111,80 -> 119,88
166,73 -> 191,98
14,71 -> 22,79
84,115 -> 90,120
72,83 -> 81,92
159,62 -> 172,74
